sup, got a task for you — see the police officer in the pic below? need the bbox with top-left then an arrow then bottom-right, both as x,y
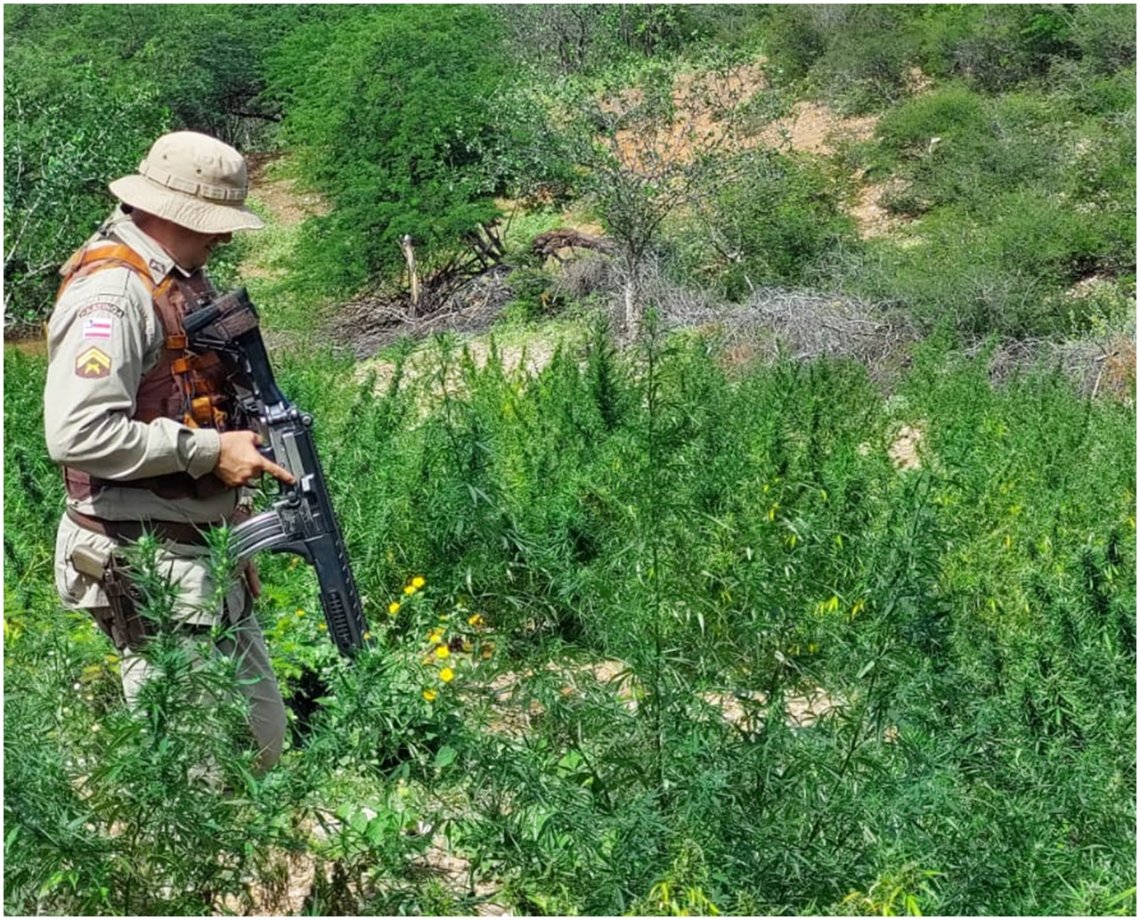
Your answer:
44,131 -> 293,773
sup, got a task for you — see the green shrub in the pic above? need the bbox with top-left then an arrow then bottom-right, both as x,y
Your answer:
875,87 -> 1061,214
760,5 -> 827,84
2,71 -> 168,328
270,6 -> 525,297
875,83 -> 987,153
672,149 -> 857,299
1057,65 -> 1137,117
1068,4 -> 1136,74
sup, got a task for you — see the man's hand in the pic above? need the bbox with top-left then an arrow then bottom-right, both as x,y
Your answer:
214,430 -> 295,487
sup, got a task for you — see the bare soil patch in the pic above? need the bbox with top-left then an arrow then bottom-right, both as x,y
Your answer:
888,423 -> 926,471
480,659 -> 639,737
603,65 -> 890,240
609,61 -> 768,170
756,101 -> 879,158
699,683 -> 845,731
351,334 -> 563,407
246,155 -> 329,228
849,174 -> 911,239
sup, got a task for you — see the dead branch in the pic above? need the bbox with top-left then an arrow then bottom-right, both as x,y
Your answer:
531,229 -> 616,262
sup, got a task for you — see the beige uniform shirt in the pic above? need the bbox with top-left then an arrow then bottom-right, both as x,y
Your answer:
46,208 -> 239,618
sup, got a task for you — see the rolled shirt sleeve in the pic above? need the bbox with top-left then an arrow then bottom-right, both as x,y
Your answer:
44,267 -> 221,482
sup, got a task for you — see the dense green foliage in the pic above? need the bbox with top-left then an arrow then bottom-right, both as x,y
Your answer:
4,4 -> 1136,915
6,329 -> 1135,914
759,4 -> 1135,108
4,4 -> 1135,336
671,149 -> 857,299
2,4 -> 294,326
267,6 -> 516,295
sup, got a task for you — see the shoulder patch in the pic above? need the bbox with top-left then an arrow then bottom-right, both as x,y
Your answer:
77,302 -> 127,319
82,315 -> 114,339
75,346 -> 112,379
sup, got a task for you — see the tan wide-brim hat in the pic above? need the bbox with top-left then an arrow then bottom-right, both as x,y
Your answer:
109,131 -> 265,234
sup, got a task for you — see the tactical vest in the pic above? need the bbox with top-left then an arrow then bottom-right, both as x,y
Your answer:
56,238 -> 235,501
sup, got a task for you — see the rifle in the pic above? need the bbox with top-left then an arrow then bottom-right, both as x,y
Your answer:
183,287 -> 369,657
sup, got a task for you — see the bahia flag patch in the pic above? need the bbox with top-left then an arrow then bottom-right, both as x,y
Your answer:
83,316 -> 113,339
75,346 -> 112,379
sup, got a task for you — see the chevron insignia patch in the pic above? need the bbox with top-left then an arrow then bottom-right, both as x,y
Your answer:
75,345 -> 112,379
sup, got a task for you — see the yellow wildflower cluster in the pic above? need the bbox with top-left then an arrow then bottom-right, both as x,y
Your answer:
419,605 -> 493,702
385,575 -> 429,620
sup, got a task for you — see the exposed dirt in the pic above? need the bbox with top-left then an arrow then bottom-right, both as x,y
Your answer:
1099,337 -> 1136,403
888,423 -> 926,471
849,174 -> 911,239
905,66 -> 935,96
351,336 -> 563,409
610,62 -> 768,170
482,658 -> 640,737
246,155 -> 329,227
481,657 -> 860,739
756,101 -> 879,158
595,61 -> 891,241
410,835 -> 509,915
699,684 -> 845,731
216,845 -> 324,915
7,337 -> 47,356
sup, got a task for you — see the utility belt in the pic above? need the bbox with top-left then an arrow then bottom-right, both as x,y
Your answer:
67,507 -> 259,652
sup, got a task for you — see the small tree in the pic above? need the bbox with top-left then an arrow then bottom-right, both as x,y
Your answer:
558,58 -> 762,336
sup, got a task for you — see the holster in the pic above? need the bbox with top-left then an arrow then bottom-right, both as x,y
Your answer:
70,545 -> 150,652
71,541 -> 257,651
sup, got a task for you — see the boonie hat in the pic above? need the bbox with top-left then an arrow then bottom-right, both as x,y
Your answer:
109,131 -> 264,234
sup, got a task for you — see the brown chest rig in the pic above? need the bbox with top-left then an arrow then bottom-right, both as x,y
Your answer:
56,239 -> 236,501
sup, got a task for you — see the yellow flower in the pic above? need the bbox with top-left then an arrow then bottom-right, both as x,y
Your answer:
363,631 -> 373,641
388,601 -> 401,616
404,584 -> 417,596
440,667 -> 455,683
467,613 -> 485,628
428,628 -> 445,644
295,609 -> 305,617
411,575 -> 426,589
422,688 -> 438,702
435,645 -> 450,659
318,623 -> 327,632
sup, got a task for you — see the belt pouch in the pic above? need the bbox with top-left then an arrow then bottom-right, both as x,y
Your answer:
71,545 -> 151,652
